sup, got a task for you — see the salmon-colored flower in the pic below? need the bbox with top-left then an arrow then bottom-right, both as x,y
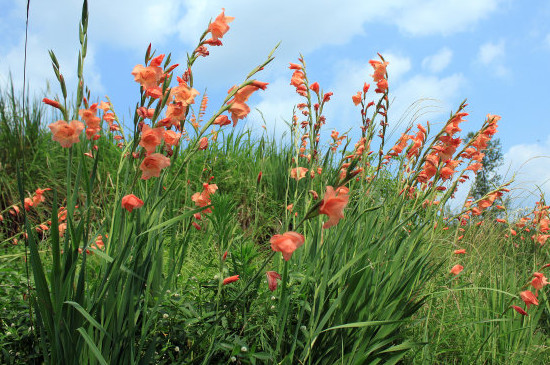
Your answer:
270,231 -> 305,261
369,59 -> 389,82
223,275 -> 239,285
520,290 -> 539,309
290,167 -> 308,181
454,249 -> 466,255
49,120 -> 84,148
228,100 -> 250,126
163,130 -> 181,146
139,124 -> 165,153
319,186 -> 350,229
352,91 -> 362,106
511,305 -> 528,316
170,82 -> 199,106
24,198 -> 33,211
58,222 -> 67,238
140,153 -> 171,180
208,8 -> 235,41
213,115 -> 231,126
198,137 -> 209,150
131,64 -> 163,89
266,271 -> 282,291
450,264 -> 464,275
121,194 -> 144,213
531,272 -> 549,295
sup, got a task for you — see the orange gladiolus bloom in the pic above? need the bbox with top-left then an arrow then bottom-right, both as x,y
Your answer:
228,100 -> 250,126
520,290 -> 539,309
49,120 -> 84,148
270,231 -> 305,261
208,8 -> 234,41
131,64 -> 163,89
121,194 -> 144,213
454,249 -> 466,255
222,275 -> 239,285
266,271 -> 282,291
140,153 -> 171,180
163,130 -> 181,146
450,264 -> 464,275
24,198 -> 33,211
531,272 -> 549,295
319,186 -> 350,229
290,167 -> 308,181
352,91 -> 362,106
139,125 -> 165,153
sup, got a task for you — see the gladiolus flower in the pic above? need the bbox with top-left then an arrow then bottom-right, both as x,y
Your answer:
192,222 -> 201,230
163,130 -> 181,146
213,115 -> 231,126
223,275 -> 239,285
309,82 -> 319,93
520,290 -> 539,309
198,137 -> 209,150
454,249 -> 466,255
290,167 -> 308,181
208,8 -> 234,41
319,186 -> 349,229
121,194 -> 144,213
450,264 -> 464,275
270,231 -> 305,261
24,198 -> 33,211
222,251 -> 228,261
228,100 -> 250,126
266,271 -> 282,291
511,305 -> 528,316
140,153 -> 171,180
49,120 -> 84,148
131,64 -> 163,89
531,272 -> 549,295
139,125 -> 165,153
352,91 -> 362,106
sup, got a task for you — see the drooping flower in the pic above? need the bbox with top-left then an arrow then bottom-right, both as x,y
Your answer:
266,271 -> 282,291
228,100 -> 251,126
140,153 -> 171,180
520,290 -> 539,309
511,305 -> 528,316
222,275 -> 239,285
270,231 -> 305,261
208,8 -> 235,41
319,186 -> 350,229
450,264 -> 464,276
121,194 -> 144,213
49,120 -> 85,148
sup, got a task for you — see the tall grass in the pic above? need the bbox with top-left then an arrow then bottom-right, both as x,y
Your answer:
0,1 -> 549,364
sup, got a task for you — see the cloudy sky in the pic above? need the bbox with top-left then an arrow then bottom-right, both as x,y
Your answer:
1,0 -> 549,208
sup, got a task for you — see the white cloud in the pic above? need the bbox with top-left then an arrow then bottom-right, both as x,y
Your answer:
500,135 -> 550,207
476,40 -> 509,78
478,40 -> 505,65
422,47 -> 453,73
544,33 -> 550,49
390,0 -> 501,36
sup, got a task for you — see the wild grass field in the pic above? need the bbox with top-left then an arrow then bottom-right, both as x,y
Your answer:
1,1 -> 549,364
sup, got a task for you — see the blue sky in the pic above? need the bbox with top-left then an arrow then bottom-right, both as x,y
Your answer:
1,0 -> 549,209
